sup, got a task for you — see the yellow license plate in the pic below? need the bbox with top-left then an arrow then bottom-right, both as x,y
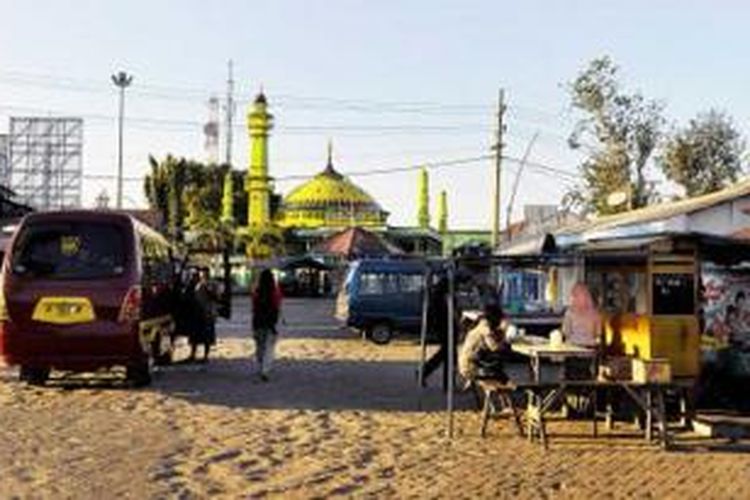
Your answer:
32,297 -> 96,324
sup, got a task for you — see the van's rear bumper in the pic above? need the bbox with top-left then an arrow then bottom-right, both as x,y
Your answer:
0,320 -> 143,371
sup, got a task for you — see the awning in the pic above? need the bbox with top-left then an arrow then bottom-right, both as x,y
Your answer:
278,256 -> 332,271
498,233 -> 556,256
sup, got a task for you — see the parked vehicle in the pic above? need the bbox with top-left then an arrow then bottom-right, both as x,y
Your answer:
0,211 -> 177,386
336,259 -> 435,344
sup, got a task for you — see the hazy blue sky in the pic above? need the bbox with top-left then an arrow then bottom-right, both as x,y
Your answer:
1,1 -> 749,227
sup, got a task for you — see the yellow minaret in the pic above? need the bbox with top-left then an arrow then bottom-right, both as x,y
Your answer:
437,190 -> 448,233
417,167 -> 430,229
242,90 -> 283,259
246,91 -> 273,227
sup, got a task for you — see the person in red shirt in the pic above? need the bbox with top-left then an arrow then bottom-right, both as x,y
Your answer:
251,269 -> 283,381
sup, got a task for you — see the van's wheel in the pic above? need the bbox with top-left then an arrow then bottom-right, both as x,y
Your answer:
19,366 -> 50,386
127,352 -> 154,387
368,323 -> 393,345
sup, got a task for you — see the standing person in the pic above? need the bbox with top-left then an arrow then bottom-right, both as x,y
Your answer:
422,276 -> 451,389
190,268 -> 219,363
252,269 -> 283,381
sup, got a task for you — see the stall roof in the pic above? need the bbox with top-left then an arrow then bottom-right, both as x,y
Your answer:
555,178 -> 750,246
313,226 -> 403,258
562,179 -> 750,234
498,233 -> 556,256
471,232 -> 750,268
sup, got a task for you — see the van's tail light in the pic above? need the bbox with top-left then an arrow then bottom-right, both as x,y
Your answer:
118,285 -> 141,323
0,282 -> 8,322
0,296 -> 8,322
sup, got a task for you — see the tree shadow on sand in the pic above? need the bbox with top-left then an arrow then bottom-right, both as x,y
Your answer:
150,356 -> 475,413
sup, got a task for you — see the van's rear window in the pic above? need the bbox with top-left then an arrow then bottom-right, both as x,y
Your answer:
12,222 -> 126,279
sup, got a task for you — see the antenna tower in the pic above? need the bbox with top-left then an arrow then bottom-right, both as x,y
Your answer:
204,96 -> 220,164
224,60 -> 235,166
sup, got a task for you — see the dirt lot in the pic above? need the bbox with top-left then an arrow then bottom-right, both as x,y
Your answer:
1,298 -> 748,498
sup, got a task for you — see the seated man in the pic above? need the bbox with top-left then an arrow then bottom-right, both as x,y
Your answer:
459,303 -> 512,385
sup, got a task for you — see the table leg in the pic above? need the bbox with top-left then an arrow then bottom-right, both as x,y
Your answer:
645,389 -> 653,442
592,388 -> 598,438
507,394 -> 525,438
526,390 -> 534,442
480,389 -> 493,438
656,388 -> 669,449
605,387 -> 613,430
678,390 -> 688,428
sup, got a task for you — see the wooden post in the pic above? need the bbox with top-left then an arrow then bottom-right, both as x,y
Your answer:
447,262 -> 456,439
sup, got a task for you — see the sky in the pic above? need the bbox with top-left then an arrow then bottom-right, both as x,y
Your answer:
1,0 -> 749,228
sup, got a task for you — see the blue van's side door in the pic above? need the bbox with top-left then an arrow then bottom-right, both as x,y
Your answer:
353,271 -> 392,327
395,272 -> 425,332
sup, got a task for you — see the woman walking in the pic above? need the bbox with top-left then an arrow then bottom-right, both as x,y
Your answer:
252,269 -> 283,381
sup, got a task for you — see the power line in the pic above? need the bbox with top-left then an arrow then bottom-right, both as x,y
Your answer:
0,104 -> 499,136
0,69 -> 574,122
80,152 -> 578,187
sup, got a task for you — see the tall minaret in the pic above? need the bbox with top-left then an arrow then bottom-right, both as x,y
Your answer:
437,190 -> 448,233
246,91 -> 273,228
417,167 -> 430,229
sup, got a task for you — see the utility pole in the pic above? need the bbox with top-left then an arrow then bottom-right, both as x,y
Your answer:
491,88 -> 506,251
111,71 -> 133,209
225,60 -> 235,167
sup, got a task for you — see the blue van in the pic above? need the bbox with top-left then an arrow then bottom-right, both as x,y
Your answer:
335,259 -> 433,344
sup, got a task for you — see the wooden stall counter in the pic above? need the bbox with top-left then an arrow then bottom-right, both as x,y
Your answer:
604,313 -> 700,378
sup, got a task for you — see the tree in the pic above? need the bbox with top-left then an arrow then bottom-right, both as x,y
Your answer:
220,170 -> 235,225
144,156 -> 247,243
659,110 -> 746,197
144,155 -> 187,241
567,57 -> 664,215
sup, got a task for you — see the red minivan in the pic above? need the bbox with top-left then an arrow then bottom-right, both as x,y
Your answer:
0,211 -> 176,386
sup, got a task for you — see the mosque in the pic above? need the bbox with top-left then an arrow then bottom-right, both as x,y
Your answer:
238,91 -> 456,259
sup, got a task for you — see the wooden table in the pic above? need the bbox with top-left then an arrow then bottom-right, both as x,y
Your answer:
519,379 -> 676,450
510,336 -> 597,383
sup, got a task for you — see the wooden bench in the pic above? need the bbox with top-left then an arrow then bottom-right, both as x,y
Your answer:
475,379 -> 525,438
477,378 -> 691,450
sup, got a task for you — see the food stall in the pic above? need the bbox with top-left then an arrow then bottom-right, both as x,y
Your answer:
556,233 -> 750,380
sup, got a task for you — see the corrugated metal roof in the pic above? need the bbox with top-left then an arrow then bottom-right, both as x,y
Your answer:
557,178 -> 750,236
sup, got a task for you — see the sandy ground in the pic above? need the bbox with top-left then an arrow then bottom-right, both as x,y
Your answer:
1,298 -> 749,499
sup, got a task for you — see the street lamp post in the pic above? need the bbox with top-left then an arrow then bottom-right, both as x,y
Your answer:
111,71 -> 133,209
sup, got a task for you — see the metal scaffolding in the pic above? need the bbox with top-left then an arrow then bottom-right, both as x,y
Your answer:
7,117 -> 83,210
0,134 -> 9,186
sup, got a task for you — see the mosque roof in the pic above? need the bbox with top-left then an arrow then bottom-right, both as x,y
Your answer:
282,144 -> 384,211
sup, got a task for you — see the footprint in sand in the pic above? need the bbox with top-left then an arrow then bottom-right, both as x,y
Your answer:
354,449 -> 378,469
378,466 -> 395,479
206,449 -> 242,464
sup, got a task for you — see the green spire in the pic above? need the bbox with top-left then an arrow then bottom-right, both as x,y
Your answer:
437,190 -> 448,233
417,167 -> 430,228
221,169 -> 234,225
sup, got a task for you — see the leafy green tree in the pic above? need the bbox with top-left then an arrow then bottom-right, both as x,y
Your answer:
144,156 -> 247,243
659,110 -> 746,197
220,170 -> 235,225
567,57 -> 664,215
144,155 -> 187,241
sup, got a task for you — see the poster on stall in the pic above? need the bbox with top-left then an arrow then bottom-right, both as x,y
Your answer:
701,265 -> 750,347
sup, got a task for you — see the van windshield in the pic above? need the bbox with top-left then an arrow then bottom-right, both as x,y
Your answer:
12,221 -> 127,279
